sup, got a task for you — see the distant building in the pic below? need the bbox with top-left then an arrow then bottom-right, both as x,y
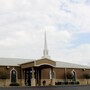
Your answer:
0,32 -> 90,86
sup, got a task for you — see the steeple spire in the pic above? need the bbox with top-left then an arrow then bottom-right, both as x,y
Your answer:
44,31 -> 47,53
42,31 -> 50,59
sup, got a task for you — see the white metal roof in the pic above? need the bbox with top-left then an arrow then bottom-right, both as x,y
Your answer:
56,61 -> 90,69
0,58 -> 33,66
0,58 -> 90,69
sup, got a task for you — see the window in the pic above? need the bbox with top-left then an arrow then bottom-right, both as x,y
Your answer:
10,68 -> 17,83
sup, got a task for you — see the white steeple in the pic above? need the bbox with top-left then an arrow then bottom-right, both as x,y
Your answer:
42,31 -> 50,59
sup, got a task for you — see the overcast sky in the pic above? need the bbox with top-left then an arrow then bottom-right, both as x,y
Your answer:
0,0 -> 90,65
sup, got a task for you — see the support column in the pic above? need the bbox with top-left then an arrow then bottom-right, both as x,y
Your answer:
37,69 -> 40,86
31,67 -> 36,86
38,69 -> 41,86
64,68 -> 67,81
51,68 -> 55,86
21,69 -> 25,86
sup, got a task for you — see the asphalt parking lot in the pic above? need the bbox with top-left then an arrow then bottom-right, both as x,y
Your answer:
0,85 -> 90,90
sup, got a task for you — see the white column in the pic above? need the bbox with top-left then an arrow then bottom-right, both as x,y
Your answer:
51,68 -> 55,85
31,67 -> 36,86
21,70 -> 25,86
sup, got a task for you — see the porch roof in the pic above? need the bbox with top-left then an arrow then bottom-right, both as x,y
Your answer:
20,58 -> 56,68
20,58 -> 56,69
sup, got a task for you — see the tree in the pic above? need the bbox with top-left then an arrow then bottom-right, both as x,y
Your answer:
83,73 -> 90,85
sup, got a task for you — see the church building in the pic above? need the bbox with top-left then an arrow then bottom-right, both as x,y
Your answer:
0,32 -> 90,87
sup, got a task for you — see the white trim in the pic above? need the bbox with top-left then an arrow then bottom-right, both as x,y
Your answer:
34,61 -> 36,66
49,70 -> 52,79
71,69 -> 77,81
10,68 -> 18,83
35,63 -> 55,67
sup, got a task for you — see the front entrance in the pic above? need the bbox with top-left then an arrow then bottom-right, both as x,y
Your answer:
24,68 -> 41,86
21,58 -> 56,86
35,69 -> 41,86
24,70 -> 32,86
23,66 -> 55,86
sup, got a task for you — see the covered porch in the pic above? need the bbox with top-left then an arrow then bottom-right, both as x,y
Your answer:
20,58 -> 56,86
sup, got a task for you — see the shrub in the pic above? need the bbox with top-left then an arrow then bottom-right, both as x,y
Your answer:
55,82 -> 58,85
69,81 -> 80,85
42,80 -> 46,86
76,81 -> 80,84
65,81 -> 68,85
71,81 -> 75,84
58,82 -> 62,85
10,83 -> 20,86
77,81 -> 80,84
55,82 -> 64,85
55,81 -> 68,85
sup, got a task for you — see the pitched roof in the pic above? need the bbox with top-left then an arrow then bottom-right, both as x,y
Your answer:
0,58 -> 89,69
56,61 -> 90,69
0,58 -> 33,66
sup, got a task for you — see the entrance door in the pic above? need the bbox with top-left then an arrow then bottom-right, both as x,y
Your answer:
24,68 -> 41,86
25,70 -> 32,86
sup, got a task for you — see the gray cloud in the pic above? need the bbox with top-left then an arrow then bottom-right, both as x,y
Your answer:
0,0 -> 90,65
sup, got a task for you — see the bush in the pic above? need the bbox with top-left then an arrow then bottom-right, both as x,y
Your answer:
55,82 -> 58,85
42,80 -> 46,86
58,82 -> 62,85
55,82 -> 64,85
10,83 -> 20,86
55,81 -> 70,85
76,81 -> 80,84
55,81 -> 79,85
70,81 -> 79,85
71,82 -> 75,84
65,81 -> 68,85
